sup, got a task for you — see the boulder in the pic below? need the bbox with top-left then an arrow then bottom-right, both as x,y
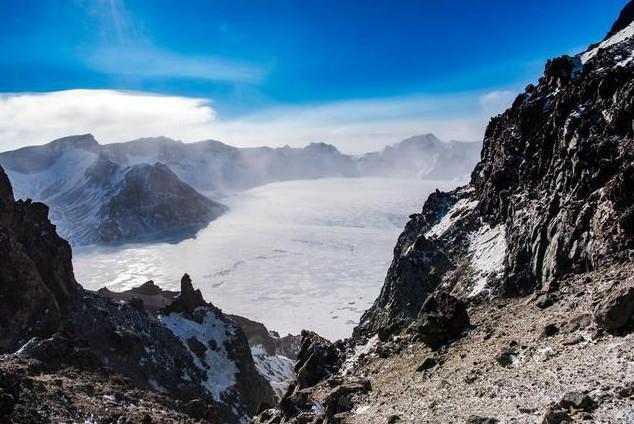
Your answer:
409,291 -> 470,348
558,391 -> 595,412
593,278 -> 634,331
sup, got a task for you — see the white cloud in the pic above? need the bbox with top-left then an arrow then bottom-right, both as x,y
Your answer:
0,88 -> 515,154
0,90 -> 216,151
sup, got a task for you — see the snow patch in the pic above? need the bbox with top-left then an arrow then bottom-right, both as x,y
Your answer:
159,309 -> 238,402
425,198 -> 479,239
581,21 -> 634,64
339,335 -> 379,376
467,223 -> 507,297
250,344 -> 295,399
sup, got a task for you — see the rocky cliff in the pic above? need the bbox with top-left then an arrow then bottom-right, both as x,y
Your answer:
356,4 -> 634,336
255,3 -> 634,423
0,167 -> 274,423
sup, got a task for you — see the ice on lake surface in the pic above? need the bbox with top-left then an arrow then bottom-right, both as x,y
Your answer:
74,177 -> 461,340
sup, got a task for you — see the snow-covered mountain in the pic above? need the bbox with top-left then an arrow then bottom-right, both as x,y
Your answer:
103,134 -> 479,191
0,134 -> 226,245
358,133 -> 481,180
0,133 -> 478,245
103,137 -> 359,192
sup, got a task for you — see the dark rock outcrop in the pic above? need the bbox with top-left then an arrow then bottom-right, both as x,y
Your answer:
0,164 -> 274,423
295,331 -> 343,389
163,273 -> 207,317
96,162 -> 227,244
228,313 -> 302,359
0,166 -> 80,353
408,291 -> 470,348
355,232 -> 454,336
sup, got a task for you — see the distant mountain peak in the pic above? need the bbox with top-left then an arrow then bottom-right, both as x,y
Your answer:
49,134 -> 100,151
304,142 -> 341,153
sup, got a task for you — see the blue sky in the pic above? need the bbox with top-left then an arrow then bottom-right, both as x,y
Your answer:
0,0 -> 627,152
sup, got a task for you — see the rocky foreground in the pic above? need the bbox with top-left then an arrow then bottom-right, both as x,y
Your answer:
255,3 -> 634,423
0,159 -> 302,423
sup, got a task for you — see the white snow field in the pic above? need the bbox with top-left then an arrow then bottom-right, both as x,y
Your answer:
74,177 -> 461,340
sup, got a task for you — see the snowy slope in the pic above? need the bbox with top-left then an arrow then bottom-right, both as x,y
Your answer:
0,135 -> 226,245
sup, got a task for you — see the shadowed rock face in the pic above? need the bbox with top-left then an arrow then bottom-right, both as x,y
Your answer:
356,3 -> 634,337
0,166 -> 80,353
96,163 -> 227,244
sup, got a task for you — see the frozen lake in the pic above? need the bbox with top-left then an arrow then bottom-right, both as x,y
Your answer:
74,177 -> 461,340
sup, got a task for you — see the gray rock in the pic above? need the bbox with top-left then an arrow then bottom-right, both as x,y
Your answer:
558,391 -> 595,412
593,278 -> 634,331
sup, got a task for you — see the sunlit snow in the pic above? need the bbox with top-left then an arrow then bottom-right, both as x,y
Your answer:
580,21 -> 634,63
467,223 -> 507,297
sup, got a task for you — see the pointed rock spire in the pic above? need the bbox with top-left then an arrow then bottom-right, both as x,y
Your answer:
164,273 -> 207,318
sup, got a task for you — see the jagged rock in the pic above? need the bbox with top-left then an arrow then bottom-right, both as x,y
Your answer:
408,292 -> 470,348
355,3 -> 634,342
1,164 -> 275,423
0,166 -> 80,353
252,408 -> 283,424
541,392 -> 596,423
187,336 -> 208,359
97,280 -> 178,314
617,381 -> 634,398
163,274 -> 207,317
228,314 -> 301,359
355,232 -> 454,337
278,384 -> 315,417
294,331 -> 343,389
593,277 -> 634,331
535,293 -> 557,309
561,335 -> 584,346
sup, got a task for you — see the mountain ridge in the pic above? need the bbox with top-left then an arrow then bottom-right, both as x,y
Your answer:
0,133 -> 479,245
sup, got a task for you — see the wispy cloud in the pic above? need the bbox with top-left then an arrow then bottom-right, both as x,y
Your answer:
0,88 -> 516,153
76,0 -> 266,84
86,46 -> 266,84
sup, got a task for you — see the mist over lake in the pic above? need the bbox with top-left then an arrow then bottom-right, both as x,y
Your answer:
74,177 -> 461,340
